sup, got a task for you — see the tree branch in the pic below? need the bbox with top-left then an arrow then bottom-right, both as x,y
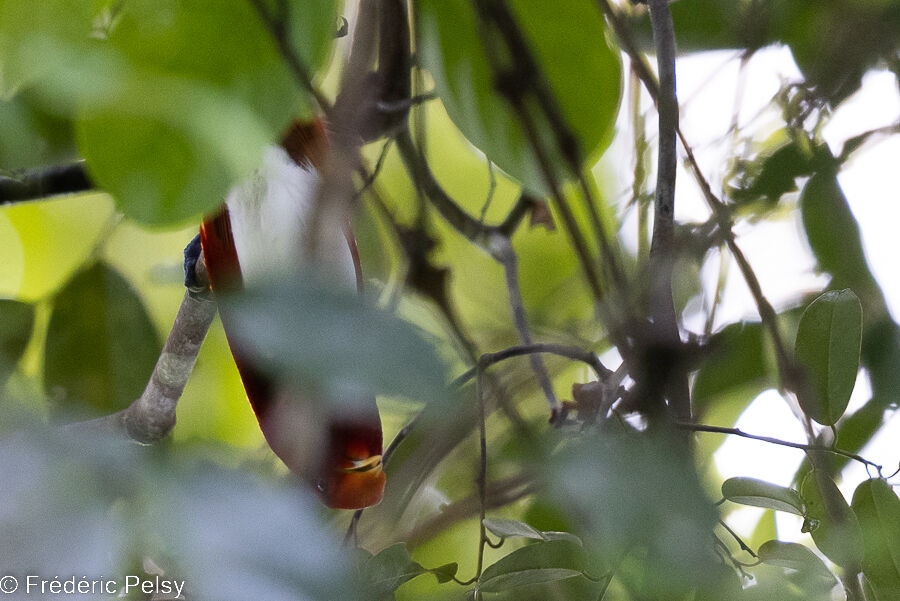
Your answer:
67,257 -> 216,443
0,162 -> 94,205
646,0 -> 690,420
598,0 -> 797,397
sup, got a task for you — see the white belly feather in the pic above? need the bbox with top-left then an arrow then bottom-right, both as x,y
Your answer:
225,146 -> 357,289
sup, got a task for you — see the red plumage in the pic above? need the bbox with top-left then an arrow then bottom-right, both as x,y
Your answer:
200,119 -> 385,509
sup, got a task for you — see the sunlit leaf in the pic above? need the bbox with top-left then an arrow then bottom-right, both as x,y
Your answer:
795,289 -> 862,425
483,518 -> 545,541
418,0 -> 621,194
44,262 -> 161,416
851,478 -> 900,597
721,477 -> 805,515
757,540 -> 835,582
224,273 -> 449,406
800,470 -> 864,570
483,518 -> 583,547
0,298 -> 33,383
749,509 -> 777,551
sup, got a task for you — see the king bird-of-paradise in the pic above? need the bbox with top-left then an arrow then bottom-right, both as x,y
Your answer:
197,119 -> 386,510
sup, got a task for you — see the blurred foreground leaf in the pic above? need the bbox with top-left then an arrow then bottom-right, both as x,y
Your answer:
542,430 -> 719,594
0,429 -> 360,601
224,273 -> 449,407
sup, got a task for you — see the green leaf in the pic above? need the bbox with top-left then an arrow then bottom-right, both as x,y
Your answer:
800,470 -> 864,570
721,477 -> 805,515
224,274 -> 449,406
363,543 -> 457,598
480,568 -> 583,593
0,299 -> 34,383
418,0 -> 621,194
852,479 -> 900,597
478,540 -> 595,594
692,321 -> 771,416
800,171 -> 870,287
44,263 -> 161,416
795,289 -> 863,425
365,543 -> 429,595
757,540 -> 835,582
430,562 -> 459,584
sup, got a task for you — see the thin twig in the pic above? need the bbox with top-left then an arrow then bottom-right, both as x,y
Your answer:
494,237 -> 560,412
455,369 -> 490,587
478,160 -> 497,225
453,342 -> 612,388
395,130 -> 496,248
677,422 -> 883,475
717,519 -> 757,558
354,138 -> 394,199
474,369 -> 489,582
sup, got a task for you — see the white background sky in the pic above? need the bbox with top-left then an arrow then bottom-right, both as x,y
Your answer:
611,47 -> 900,542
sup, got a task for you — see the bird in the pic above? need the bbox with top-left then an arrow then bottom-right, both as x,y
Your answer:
196,119 -> 386,509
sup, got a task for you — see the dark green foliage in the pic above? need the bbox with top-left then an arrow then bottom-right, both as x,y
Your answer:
44,263 -> 160,416
0,298 -> 33,383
